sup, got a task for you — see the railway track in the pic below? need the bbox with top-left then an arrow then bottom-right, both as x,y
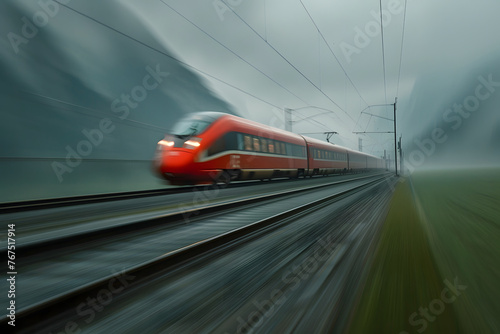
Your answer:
0,172 -> 377,214
4,173 -> 393,333
0,178 -> 275,214
13,173 -> 387,253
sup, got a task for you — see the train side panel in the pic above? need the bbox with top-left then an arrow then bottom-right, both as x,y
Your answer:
304,137 -> 348,176
156,112 -> 386,185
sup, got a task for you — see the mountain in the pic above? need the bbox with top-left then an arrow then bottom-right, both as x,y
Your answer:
0,0 -> 236,201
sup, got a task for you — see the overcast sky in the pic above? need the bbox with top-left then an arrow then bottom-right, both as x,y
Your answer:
112,0 -> 500,158
1,0 -> 499,200
4,0 -> 500,161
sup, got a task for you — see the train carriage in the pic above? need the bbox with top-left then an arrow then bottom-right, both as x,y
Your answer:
303,136 -> 349,176
155,111 -> 385,185
155,112 -> 308,184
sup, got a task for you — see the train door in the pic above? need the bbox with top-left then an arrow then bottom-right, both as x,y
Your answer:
304,143 -> 311,176
346,151 -> 350,171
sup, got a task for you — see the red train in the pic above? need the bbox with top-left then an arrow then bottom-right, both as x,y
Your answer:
154,112 -> 385,185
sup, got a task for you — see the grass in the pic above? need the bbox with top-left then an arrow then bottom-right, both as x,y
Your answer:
411,168 -> 500,334
347,168 -> 500,333
347,178 -> 460,334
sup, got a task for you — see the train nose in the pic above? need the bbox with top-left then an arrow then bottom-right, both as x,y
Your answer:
158,150 -> 194,176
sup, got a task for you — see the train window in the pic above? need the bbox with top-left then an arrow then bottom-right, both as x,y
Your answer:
293,145 -> 305,158
268,140 -> 275,153
275,141 -> 280,154
207,136 -> 225,156
236,133 -> 244,151
224,132 -> 238,151
253,137 -> 260,152
260,138 -> 268,153
281,143 -> 286,155
244,135 -> 253,151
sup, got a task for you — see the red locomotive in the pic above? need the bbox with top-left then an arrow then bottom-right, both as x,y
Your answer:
154,112 -> 385,185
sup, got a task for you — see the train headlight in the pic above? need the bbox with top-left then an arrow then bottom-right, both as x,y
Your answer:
184,137 -> 202,149
158,140 -> 174,148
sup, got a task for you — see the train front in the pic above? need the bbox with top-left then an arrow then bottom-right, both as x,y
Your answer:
154,112 -> 226,185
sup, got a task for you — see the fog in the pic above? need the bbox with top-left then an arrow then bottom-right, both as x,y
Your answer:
0,0 -> 235,201
1,0 -> 499,201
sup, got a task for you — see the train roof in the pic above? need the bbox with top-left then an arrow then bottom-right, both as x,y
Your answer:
301,135 -> 381,159
217,113 -> 307,143
185,112 -> 382,159
180,111 -> 228,122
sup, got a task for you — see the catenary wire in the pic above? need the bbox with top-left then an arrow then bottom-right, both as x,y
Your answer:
379,0 -> 388,107
159,0 -> 310,107
396,0 -> 408,98
299,0 -> 369,107
53,0 -> 282,110
220,0 -> 353,124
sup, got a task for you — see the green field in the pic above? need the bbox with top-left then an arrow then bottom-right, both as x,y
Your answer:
347,168 -> 500,334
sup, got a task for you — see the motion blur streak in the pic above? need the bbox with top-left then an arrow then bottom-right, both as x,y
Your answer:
0,0 -> 235,202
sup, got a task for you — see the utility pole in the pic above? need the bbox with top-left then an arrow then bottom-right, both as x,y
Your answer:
284,106 -> 339,133
384,150 -> 388,170
398,135 -> 403,176
352,98 -> 399,176
284,108 -> 292,132
394,98 -> 398,176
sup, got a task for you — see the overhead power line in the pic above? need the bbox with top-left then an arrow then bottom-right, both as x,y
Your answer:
161,1 -> 339,132
220,0 -> 353,124
396,0 -> 409,97
379,0 -> 388,106
53,0 -> 281,110
159,0 -> 310,107
299,0 -> 368,107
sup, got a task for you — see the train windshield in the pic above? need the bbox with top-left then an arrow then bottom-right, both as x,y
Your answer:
170,112 -> 225,138
171,119 -> 211,137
